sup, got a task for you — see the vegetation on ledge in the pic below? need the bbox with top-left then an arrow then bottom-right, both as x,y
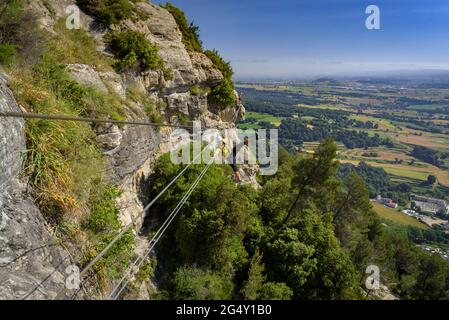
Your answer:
161,3 -> 236,108
210,78 -> 236,108
205,49 -> 237,108
161,2 -> 203,52
106,30 -> 163,72
76,0 -> 146,26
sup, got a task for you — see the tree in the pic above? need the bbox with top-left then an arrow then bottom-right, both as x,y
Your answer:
264,216 -> 360,299
427,175 -> 437,185
264,227 -> 317,297
149,154 -> 256,276
241,249 -> 265,300
436,209 -> 447,220
259,178 -> 291,226
260,282 -> 293,300
174,181 -> 254,271
413,254 -> 449,300
282,138 -> 338,225
334,173 -> 381,274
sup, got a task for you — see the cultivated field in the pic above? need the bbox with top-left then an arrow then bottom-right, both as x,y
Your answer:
340,159 -> 449,187
372,202 -> 428,230
238,81 -> 449,204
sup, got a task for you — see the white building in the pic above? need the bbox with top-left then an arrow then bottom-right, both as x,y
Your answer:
411,194 -> 449,216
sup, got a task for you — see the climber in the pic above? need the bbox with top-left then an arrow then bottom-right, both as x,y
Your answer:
238,92 -> 243,105
221,138 -> 242,183
231,142 -> 243,183
236,92 -> 244,120
221,134 -> 257,183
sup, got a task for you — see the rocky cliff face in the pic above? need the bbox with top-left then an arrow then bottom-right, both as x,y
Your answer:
0,0 -> 248,299
0,74 -> 70,300
60,1 -> 245,228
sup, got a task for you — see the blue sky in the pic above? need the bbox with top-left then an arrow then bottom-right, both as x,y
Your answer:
153,0 -> 449,78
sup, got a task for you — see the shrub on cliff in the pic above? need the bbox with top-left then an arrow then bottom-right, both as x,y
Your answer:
76,0 -> 136,26
161,2 -> 203,52
160,3 -> 236,108
204,50 -> 236,108
210,78 -> 236,108
204,49 -> 234,80
105,30 -> 164,72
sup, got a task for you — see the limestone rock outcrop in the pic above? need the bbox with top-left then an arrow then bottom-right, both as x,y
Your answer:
0,0 -> 250,299
0,74 -> 71,300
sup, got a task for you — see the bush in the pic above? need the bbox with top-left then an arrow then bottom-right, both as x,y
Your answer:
163,66 -> 174,81
204,49 -> 233,80
210,78 -> 236,108
171,267 -> 233,300
105,30 -> 164,72
77,0 -> 135,26
189,86 -> 200,96
177,112 -> 190,126
84,184 -> 121,233
135,258 -> 156,282
161,2 -> 202,52
204,50 -> 236,109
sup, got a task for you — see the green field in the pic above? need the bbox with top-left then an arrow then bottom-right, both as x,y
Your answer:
237,123 -> 262,129
364,130 -> 391,139
349,114 -> 396,131
407,104 -> 447,111
240,82 -> 449,190
372,202 -> 428,230
383,168 -> 430,181
244,112 -> 284,126
297,104 -> 349,111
